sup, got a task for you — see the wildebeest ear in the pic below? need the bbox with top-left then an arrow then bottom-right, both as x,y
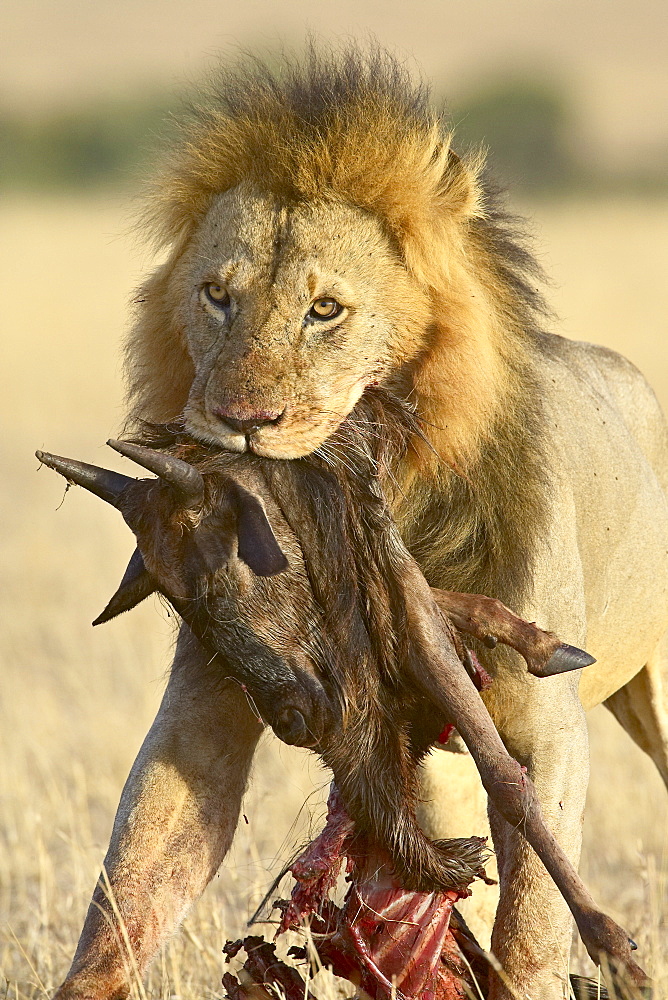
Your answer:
92,548 -> 156,626
233,485 -> 289,577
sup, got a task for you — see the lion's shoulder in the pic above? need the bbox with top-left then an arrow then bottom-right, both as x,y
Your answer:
535,332 -> 668,482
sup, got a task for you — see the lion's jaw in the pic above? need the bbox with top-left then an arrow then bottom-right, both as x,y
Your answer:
176,187 -> 431,458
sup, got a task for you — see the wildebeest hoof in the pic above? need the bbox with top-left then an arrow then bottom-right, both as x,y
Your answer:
539,642 -> 596,676
575,907 -> 650,989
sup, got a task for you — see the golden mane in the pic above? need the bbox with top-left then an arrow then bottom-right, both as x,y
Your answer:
127,46 -> 551,613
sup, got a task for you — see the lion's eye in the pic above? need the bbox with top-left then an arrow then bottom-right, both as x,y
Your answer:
204,283 -> 230,308
308,297 -> 343,320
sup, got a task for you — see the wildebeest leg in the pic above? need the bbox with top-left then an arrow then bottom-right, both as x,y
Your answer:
417,696 -> 584,995
401,577 -> 648,997
604,630 -> 668,788
485,675 -> 589,1000
431,670 -> 646,995
54,628 -> 263,1000
432,590 -> 595,677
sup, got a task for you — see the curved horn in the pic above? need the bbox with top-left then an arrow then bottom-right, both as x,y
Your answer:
107,440 -> 204,506
36,450 -> 134,506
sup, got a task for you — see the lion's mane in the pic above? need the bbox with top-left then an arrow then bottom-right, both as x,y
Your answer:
126,45 -> 551,615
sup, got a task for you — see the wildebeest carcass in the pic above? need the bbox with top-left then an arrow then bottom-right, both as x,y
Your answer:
36,389 -> 648,997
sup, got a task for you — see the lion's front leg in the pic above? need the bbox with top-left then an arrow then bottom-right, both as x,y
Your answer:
487,675 -> 589,1000
54,628 -> 263,1000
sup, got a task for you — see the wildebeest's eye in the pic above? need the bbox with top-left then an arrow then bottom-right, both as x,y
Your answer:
308,297 -> 343,320
203,283 -> 231,308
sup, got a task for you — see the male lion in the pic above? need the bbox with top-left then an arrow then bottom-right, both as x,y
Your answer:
55,49 -> 668,1000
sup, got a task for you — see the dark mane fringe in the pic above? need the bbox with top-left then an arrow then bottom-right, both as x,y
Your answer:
204,42 -> 430,136
474,178 -> 553,337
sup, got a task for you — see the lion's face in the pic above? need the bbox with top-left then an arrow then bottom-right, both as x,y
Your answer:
174,185 -> 431,458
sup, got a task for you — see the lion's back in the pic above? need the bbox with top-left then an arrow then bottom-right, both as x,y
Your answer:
536,331 -> 668,494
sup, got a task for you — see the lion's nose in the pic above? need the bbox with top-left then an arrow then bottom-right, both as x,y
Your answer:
213,405 -> 284,434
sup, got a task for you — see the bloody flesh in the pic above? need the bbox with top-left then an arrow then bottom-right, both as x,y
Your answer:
224,786 -> 486,1000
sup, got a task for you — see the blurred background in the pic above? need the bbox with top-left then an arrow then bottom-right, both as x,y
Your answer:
1,1 -> 667,996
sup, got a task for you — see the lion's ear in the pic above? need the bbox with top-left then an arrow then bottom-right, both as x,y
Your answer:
437,146 -> 485,219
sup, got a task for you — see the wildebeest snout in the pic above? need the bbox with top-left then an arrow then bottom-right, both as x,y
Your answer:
268,672 -> 336,748
223,646 -> 337,749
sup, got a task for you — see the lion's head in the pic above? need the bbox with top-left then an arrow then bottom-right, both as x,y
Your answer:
127,47 -> 546,471
156,185 -> 431,459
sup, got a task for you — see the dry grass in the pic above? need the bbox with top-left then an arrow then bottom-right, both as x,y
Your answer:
1,195 -> 667,998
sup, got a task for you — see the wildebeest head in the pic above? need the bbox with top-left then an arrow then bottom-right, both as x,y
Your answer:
40,390 -> 595,899
35,439 -> 344,750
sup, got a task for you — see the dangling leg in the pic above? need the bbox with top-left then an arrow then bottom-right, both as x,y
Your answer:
485,675 -> 590,1000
